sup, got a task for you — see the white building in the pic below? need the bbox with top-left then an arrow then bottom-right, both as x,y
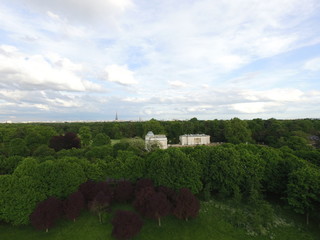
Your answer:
145,131 -> 168,150
179,134 -> 210,146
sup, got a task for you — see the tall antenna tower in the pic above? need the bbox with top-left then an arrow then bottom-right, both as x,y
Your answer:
115,112 -> 118,121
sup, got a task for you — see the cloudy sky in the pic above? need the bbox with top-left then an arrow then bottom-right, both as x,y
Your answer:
0,0 -> 320,122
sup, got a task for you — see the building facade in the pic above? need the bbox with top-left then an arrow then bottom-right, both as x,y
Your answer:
145,131 -> 168,150
179,134 -> 210,146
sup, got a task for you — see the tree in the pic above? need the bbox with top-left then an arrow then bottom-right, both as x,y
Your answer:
32,159 -> 86,198
135,178 -> 154,196
134,187 -> 155,216
0,175 -> 45,225
64,132 -> 81,150
63,191 -> 85,221
30,197 -> 63,232
49,132 -> 81,152
49,135 -> 65,152
147,192 -> 171,227
92,133 -> 111,146
146,148 -> 202,194
9,138 -> 29,156
224,118 -> 252,144
173,188 -> 200,221
114,180 -> 134,203
33,144 -> 55,158
79,180 -> 98,204
0,156 -> 23,175
111,210 -> 143,240
287,165 -> 320,224
79,126 -> 92,147
89,191 -> 111,223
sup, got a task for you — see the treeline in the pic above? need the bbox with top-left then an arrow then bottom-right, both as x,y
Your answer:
1,118 -> 320,153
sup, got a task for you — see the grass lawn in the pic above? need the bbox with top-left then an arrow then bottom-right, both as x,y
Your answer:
0,201 -> 318,240
110,139 -> 121,146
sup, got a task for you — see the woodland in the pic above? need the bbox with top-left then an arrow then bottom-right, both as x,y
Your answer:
0,117 -> 320,239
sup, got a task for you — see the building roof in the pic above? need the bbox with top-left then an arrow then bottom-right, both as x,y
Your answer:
146,131 -> 167,139
180,134 -> 209,137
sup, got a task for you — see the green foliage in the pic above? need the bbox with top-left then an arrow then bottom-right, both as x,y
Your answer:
92,133 -> 111,146
146,148 -> 202,193
209,146 -> 243,198
105,150 -> 146,181
79,126 -> 92,147
224,118 -> 252,144
9,138 -> 29,156
287,165 -> 320,222
0,175 -> 46,225
85,145 -> 113,160
33,145 -> 55,158
0,156 -> 23,175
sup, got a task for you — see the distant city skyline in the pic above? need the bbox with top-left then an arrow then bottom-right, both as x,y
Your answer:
1,0 -> 320,122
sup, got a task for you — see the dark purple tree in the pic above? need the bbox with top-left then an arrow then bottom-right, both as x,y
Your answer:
135,178 -> 154,196
111,210 -> 143,240
114,180 -> 134,203
157,186 -> 177,205
30,197 -> 63,232
49,135 -> 65,152
94,181 -> 113,199
173,188 -> 200,221
63,191 -> 85,222
49,132 -> 81,151
147,192 -> 171,227
79,180 -> 98,204
64,132 -> 81,149
89,191 -> 112,223
133,187 -> 155,216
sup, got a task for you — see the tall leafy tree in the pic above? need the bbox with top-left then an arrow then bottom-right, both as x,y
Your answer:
146,148 -> 202,193
0,175 -> 45,225
224,118 -> 252,144
287,165 -> 320,224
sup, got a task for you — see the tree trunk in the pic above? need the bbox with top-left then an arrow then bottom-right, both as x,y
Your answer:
46,228 -> 48,233
306,212 -> 309,225
99,213 -> 102,223
73,218 -> 76,222
158,217 -> 161,227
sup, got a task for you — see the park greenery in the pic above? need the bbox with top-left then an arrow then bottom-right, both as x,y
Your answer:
0,117 -> 320,239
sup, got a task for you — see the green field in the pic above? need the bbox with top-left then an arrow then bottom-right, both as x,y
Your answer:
0,201 -> 318,240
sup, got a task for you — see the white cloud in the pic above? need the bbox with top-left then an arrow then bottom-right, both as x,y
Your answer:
231,102 -> 282,114
304,58 -> 320,71
104,64 -> 137,85
0,45 -> 101,92
168,80 -> 188,88
10,0 -> 133,25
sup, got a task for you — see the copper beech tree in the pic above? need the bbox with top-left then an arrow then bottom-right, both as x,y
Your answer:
30,197 -> 63,232
173,188 -> 200,221
111,210 -> 143,240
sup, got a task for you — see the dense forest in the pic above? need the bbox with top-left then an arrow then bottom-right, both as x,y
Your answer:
0,118 -> 320,234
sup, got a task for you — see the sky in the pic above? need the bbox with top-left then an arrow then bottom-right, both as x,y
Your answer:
0,0 -> 320,122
